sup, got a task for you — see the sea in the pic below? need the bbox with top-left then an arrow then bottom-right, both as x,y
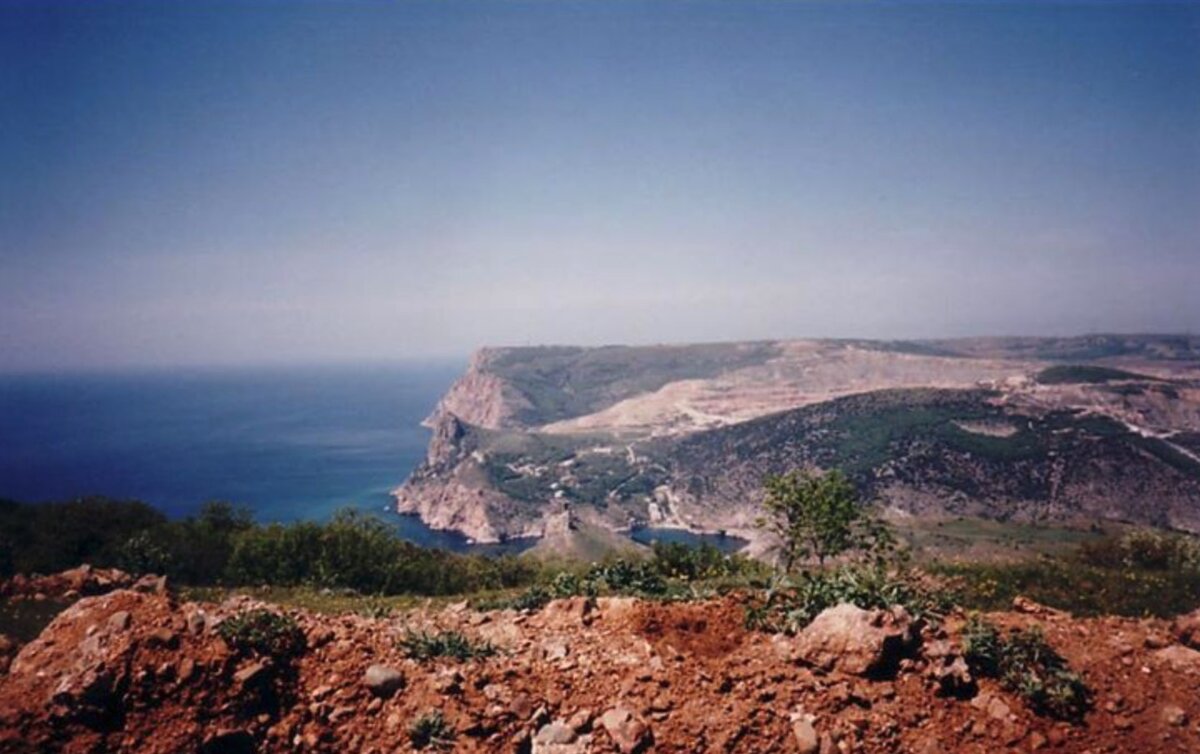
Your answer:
0,363 -> 743,554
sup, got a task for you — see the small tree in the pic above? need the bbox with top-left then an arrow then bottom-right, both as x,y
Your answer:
758,469 -> 890,571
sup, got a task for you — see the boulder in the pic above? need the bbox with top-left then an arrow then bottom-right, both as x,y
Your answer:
792,604 -> 919,676
362,665 -> 405,698
599,706 -> 652,754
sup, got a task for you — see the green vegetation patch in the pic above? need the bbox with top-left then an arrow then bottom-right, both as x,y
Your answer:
936,530 -> 1200,617
742,565 -> 949,635
962,617 -> 1092,721
216,609 -> 306,659
1034,364 -> 1155,385
822,393 -> 1047,473
408,710 -> 455,750
400,629 -> 496,662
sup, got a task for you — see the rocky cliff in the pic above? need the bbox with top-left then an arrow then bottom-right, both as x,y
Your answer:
395,336 -> 1200,546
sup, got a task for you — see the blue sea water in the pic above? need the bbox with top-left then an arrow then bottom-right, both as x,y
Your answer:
0,363 -> 744,554
0,362 -> 459,523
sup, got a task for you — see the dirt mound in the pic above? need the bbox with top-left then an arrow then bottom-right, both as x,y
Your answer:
2,588 -> 1199,753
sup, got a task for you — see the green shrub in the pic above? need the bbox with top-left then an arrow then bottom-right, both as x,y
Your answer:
962,616 -> 1092,721
587,559 -> 667,595
399,630 -> 496,662
650,541 -> 762,581
743,565 -> 948,635
408,710 -> 455,750
216,609 -> 306,659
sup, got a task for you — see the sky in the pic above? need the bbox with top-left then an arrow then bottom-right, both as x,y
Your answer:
2,1 -> 1198,371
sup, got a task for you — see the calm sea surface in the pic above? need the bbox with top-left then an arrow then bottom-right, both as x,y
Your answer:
0,363 -> 744,554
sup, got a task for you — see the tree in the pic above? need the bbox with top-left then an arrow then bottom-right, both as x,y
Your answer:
758,469 -> 890,571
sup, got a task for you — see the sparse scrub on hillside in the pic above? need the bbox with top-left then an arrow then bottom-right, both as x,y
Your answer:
1034,364 -> 1153,385
216,609 -> 306,659
962,616 -> 1092,721
408,710 -> 455,750
475,545 -> 765,611
938,530 -> 1200,618
399,629 -> 497,662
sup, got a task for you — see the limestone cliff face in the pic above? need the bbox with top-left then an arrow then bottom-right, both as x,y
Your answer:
396,411 -> 549,543
423,349 -> 534,430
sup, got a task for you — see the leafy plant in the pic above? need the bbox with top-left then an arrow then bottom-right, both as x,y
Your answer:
586,559 -> 667,595
758,469 -> 893,571
743,565 -> 948,634
962,616 -> 1092,721
399,629 -> 496,662
216,609 -> 306,659
357,597 -> 394,620
408,710 -> 455,750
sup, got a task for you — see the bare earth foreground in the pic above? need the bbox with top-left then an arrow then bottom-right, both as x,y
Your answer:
3,583 -> 1200,753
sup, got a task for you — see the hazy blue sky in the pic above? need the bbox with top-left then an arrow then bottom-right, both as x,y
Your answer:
2,1 -> 1198,370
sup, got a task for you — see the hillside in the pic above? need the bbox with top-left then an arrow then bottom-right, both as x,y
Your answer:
3,581 -> 1200,753
396,335 -> 1200,546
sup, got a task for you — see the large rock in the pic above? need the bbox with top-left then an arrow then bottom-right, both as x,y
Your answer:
363,664 -> 405,697
792,603 -> 918,677
598,706 -> 652,754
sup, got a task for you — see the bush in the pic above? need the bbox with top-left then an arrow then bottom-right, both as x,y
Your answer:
962,617 -> 1092,721
650,541 -> 762,581
408,710 -> 454,750
216,609 -> 306,659
743,565 -> 948,635
399,630 -> 496,662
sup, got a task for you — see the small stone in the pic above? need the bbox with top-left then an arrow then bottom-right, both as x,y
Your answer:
987,696 -> 1012,721
179,657 -> 196,683
790,709 -> 820,754
107,611 -> 132,632
363,665 -> 405,698
534,722 -> 577,745
187,610 -> 208,636
1162,705 -> 1188,727
234,662 -> 268,687
199,728 -> 255,754
599,706 -> 652,754
147,627 -> 178,648
567,708 -> 593,733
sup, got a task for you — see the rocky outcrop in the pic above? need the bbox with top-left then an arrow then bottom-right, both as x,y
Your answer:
424,349 -> 534,431
790,604 -> 920,677
1,565 -> 136,601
